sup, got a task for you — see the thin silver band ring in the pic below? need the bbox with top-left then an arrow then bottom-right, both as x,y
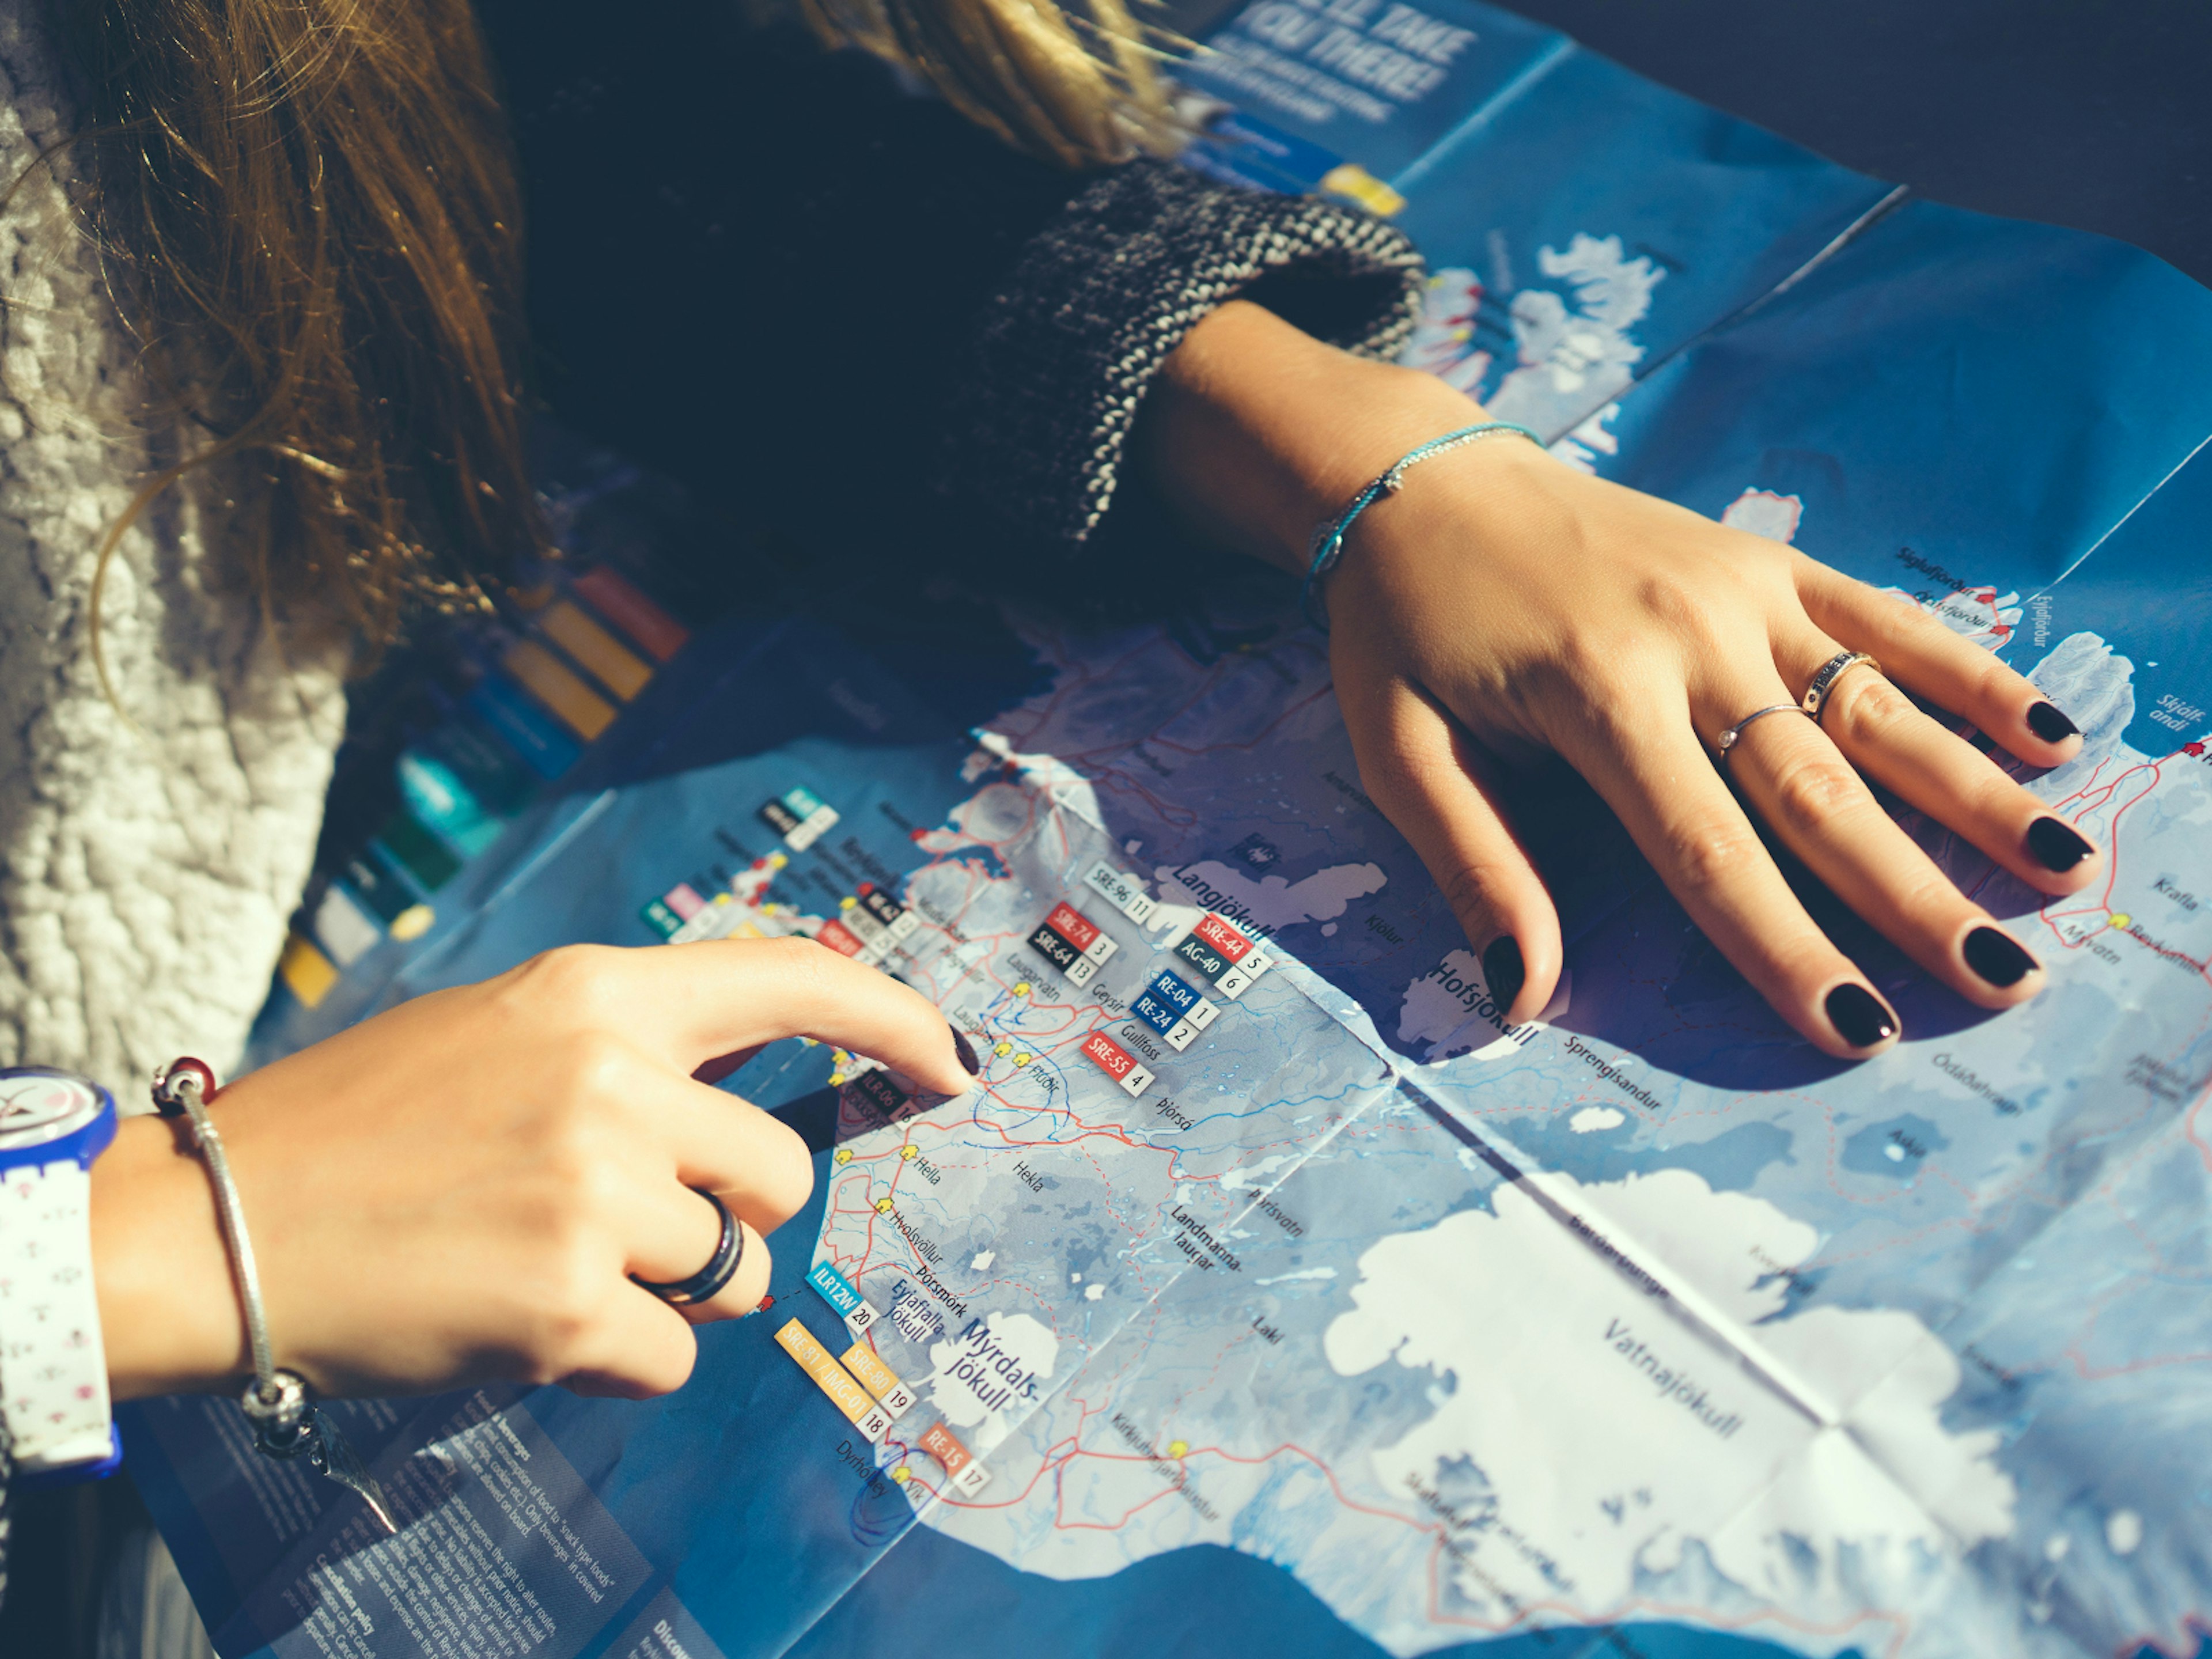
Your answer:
634,1188 -> 744,1306
1801,651 -> 1884,722
1715,702 -> 1815,759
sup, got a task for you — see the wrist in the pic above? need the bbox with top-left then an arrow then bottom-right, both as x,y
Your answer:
1146,299 -> 1491,573
93,1113 -> 249,1399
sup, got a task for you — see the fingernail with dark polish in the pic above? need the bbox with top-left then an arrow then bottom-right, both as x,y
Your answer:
2027,701 -> 2080,743
1483,935 -> 1525,1015
1964,925 -> 2039,987
1825,983 -> 1897,1049
2026,815 -> 2094,872
949,1024 -> 980,1075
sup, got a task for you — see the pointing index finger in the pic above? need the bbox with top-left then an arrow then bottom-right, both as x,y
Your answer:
518,937 -> 975,1097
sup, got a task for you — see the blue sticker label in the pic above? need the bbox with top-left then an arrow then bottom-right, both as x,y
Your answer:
808,1260 -> 863,1318
782,785 -> 824,818
1148,970 -> 1204,1016
1131,992 -> 1180,1035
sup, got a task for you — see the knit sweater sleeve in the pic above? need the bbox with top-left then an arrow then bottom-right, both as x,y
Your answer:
940,159 -> 1423,548
480,6 -> 1425,569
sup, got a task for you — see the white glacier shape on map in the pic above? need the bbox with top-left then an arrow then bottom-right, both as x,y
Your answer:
1324,1168 -> 2013,1626
1719,488 -> 1805,543
1486,234 -> 1662,435
1154,858 -> 1385,934
1570,1106 -> 1625,1133
1397,948 -> 1567,1062
927,1312 -> 1059,1433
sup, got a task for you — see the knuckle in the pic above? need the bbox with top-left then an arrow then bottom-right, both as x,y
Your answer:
520,1243 -> 609,1378
512,943 -> 626,1018
1827,676 -> 1919,748
559,1029 -> 640,1110
761,933 -> 839,995
1434,858 -> 1510,930
1764,757 -> 1868,835
1662,814 -> 1766,901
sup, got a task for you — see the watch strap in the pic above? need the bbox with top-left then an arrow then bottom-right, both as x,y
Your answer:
0,1154 -> 118,1479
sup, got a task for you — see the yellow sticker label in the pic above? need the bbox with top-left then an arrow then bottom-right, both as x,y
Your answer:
840,1341 -> 907,1404
774,1320 -> 876,1426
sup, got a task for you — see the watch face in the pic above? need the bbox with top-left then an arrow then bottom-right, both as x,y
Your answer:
0,1067 -> 109,1152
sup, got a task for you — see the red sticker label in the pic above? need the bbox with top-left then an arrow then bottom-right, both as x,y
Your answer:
1045,902 -> 1099,952
1082,1031 -> 1135,1080
816,919 -> 867,958
1194,914 -> 1254,960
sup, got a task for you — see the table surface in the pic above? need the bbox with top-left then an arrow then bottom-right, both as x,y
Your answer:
1178,0 -> 2212,289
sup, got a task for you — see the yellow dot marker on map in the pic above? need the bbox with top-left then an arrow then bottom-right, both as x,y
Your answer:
876,1196 -> 894,1213
900,1145 -> 918,1161
834,1148 -> 853,1165
1013,981 -> 1031,998
768,852 -> 789,870
828,1073 -> 846,1086
892,1465 -> 911,1484
1167,1440 -> 1188,1459
2111,913 -> 2132,929
1014,1052 -> 1034,1067
994,1041 -> 1013,1058
840,895 -> 858,909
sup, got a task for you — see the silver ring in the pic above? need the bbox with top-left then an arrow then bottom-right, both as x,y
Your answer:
634,1189 -> 744,1306
1800,651 -> 1884,721
1715,702 -> 1815,758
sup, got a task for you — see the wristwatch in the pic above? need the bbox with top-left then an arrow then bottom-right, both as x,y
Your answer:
0,1066 -> 121,1486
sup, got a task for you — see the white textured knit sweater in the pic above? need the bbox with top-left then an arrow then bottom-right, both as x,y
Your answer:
0,10 -> 344,1097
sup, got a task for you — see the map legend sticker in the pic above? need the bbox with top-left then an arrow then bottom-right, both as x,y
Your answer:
1081,1031 -> 1155,1098
761,786 -> 841,851
774,1319 -> 893,1442
919,1422 -> 992,1496
845,1069 -> 910,1122
1084,861 -> 1157,924
859,887 -> 920,943
806,1261 -> 879,1335
1146,970 -> 1220,1031
1192,913 -> 1256,961
840,1342 -> 918,1419
1026,920 -> 1099,986
1045,902 -> 1119,966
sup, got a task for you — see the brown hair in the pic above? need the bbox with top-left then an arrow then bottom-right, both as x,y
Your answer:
44,0 -> 540,676
802,0 -> 1176,169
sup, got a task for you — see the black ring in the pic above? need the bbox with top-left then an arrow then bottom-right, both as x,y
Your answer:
634,1190 -> 744,1306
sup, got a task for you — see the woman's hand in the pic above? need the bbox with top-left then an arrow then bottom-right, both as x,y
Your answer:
93,938 -> 975,1400
1143,301 -> 2101,1058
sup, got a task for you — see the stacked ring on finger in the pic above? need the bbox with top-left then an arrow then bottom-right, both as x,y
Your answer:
1715,702 -> 1815,760
1801,651 -> 1884,722
634,1188 -> 744,1306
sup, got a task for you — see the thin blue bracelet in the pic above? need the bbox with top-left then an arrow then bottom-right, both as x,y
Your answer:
1299,421 -> 1544,632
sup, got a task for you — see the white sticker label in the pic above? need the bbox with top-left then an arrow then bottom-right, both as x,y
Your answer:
1185,998 -> 1221,1031
1082,934 -> 1119,967
1085,861 -> 1157,925
952,1461 -> 993,1496
1117,1064 -> 1155,1099
858,1406 -> 893,1444
845,1301 -> 879,1336
1164,1019 -> 1199,1052
1065,955 -> 1098,987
